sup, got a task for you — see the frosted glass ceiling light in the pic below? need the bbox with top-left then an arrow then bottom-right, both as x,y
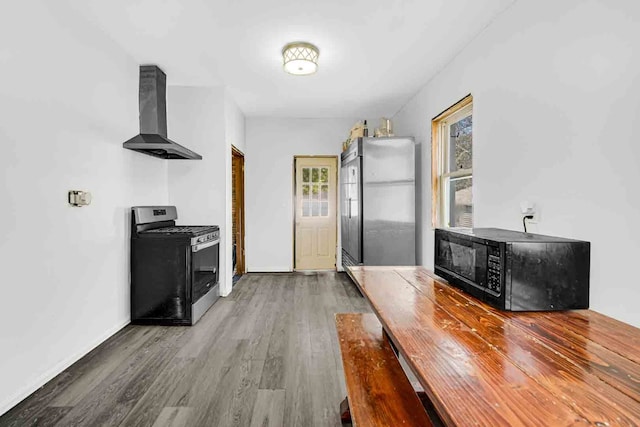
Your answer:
282,42 -> 319,75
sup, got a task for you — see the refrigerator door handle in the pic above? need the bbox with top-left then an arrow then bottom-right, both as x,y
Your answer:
348,198 -> 352,219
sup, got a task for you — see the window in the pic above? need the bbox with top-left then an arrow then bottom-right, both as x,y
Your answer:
432,95 -> 473,228
301,166 -> 330,217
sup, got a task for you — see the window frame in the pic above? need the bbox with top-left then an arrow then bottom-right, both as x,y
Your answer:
431,95 -> 473,228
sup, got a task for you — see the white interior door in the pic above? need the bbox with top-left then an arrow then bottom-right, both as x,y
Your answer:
295,157 -> 338,270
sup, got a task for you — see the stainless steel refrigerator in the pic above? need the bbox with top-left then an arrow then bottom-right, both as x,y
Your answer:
341,137 -> 416,268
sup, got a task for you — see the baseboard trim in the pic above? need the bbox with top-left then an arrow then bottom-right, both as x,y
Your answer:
0,318 -> 130,416
246,270 -> 293,273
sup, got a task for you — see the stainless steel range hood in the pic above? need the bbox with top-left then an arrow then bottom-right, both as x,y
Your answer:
123,65 -> 202,160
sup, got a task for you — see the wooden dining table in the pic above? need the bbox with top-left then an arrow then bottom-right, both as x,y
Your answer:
347,265 -> 640,426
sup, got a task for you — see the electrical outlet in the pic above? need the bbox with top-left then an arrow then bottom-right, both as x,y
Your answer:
520,201 -> 536,216
520,201 -> 541,224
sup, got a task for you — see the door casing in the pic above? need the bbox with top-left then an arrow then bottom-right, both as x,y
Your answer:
232,146 -> 245,275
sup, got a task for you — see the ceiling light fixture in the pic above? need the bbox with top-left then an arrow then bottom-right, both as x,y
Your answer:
282,42 -> 319,76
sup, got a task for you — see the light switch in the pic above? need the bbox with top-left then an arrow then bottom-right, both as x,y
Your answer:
68,190 -> 92,207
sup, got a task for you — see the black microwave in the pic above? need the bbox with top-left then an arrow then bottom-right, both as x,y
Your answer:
434,228 -> 590,311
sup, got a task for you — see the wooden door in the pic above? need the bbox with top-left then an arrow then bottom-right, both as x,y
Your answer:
232,147 -> 245,275
294,157 -> 338,270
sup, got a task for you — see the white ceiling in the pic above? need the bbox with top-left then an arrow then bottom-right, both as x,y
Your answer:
67,0 -> 515,118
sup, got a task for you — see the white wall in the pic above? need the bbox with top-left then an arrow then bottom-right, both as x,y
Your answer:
168,86 -> 226,295
245,118 -> 355,272
393,0 -> 640,327
0,0 -> 168,414
167,87 -> 245,297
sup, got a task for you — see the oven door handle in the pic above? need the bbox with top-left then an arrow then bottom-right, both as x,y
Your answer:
192,238 -> 220,252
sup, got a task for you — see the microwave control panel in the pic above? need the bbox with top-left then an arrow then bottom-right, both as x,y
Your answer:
487,247 -> 502,294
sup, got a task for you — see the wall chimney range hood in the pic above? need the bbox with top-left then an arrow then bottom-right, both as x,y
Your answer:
123,65 -> 202,160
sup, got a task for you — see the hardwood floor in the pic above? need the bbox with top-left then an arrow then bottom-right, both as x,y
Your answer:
0,272 -> 371,427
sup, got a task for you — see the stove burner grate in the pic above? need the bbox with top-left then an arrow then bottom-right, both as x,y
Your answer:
144,226 -> 214,234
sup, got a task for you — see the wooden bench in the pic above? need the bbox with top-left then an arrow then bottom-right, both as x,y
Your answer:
335,312 -> 433,426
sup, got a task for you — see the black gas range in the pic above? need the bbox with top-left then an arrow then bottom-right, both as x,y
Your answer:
130,206 -> 220,325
